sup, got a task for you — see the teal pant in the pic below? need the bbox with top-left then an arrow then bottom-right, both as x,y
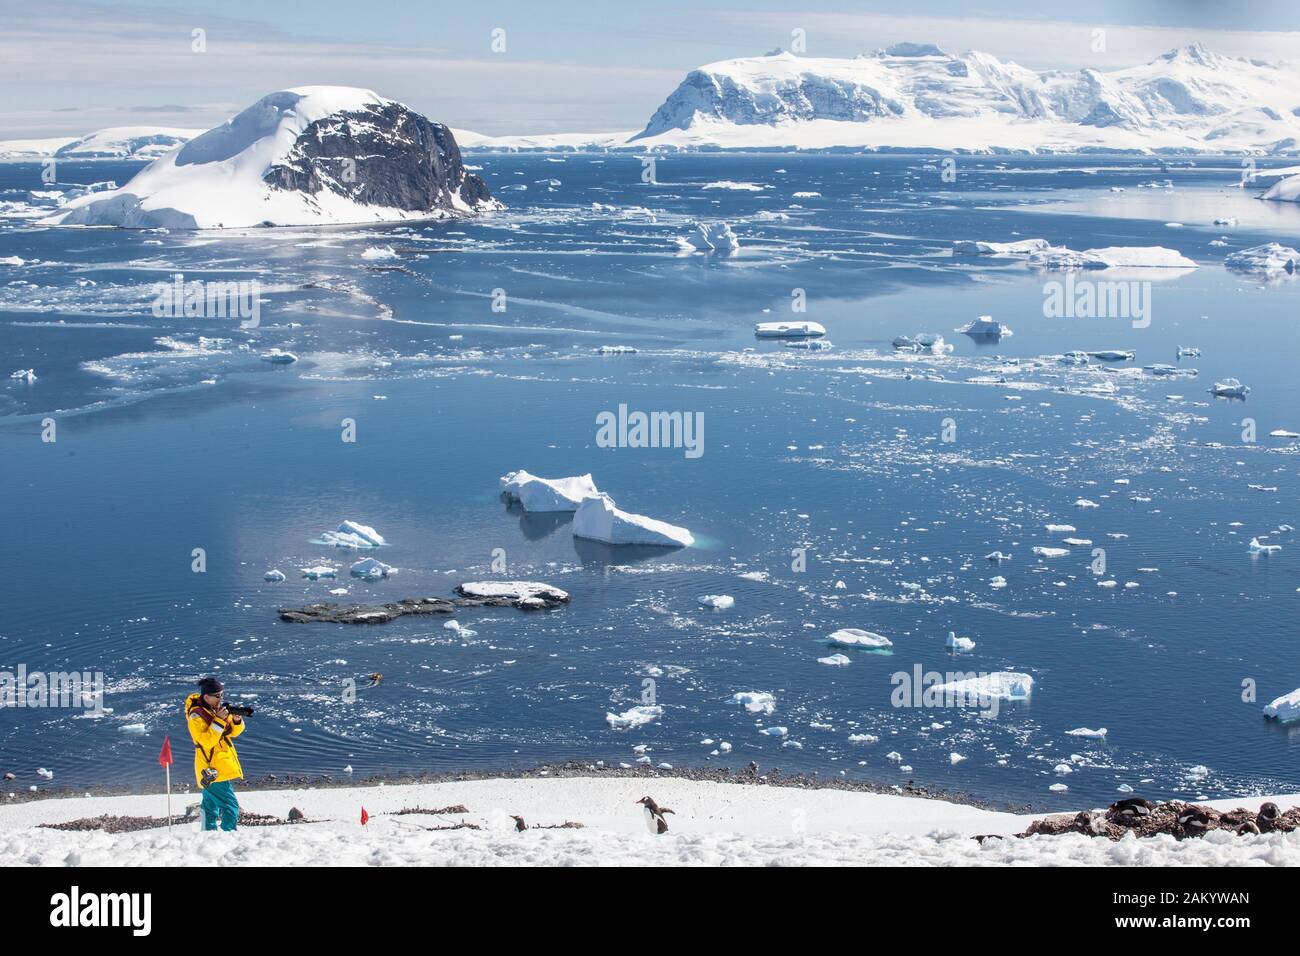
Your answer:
200,780 -> 240,831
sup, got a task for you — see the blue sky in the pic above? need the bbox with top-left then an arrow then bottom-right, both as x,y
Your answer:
3,0 -> 1299,137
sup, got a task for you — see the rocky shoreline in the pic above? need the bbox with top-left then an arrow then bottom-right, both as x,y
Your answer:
278,582 -> 570,624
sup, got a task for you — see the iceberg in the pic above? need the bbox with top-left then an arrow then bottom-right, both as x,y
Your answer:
499,469 -> 599,512
827,628 -> 893,650
698,594 -> 734,609
1029,245 -> 1196,270
350,557 -> 396,579
1066,727 -> 1108,738
1210,378 -> 1249,398
1224,243 -> 1299,276
1261,175 -> 1300,204
263,351 -> 298,365
1059,351 -> 1089,366
733,691 -> 776,715
9,368 -> 36,382
933,671 -> 1034,701
985,551 -> 1012,562
263,569 -> 286,582
958,315 -> 1012,338
1032,546 -> 1070,558
300,565 -> 337,580
677,221 -> 739,254
572,493 -> 694,547
952,239 -> 1050,257
320,520 -> 386,549
893,332 -> 947,352
755,320 -> 826,338
817,653 -> 852,666
1249,537 -> 1280,554
946,631 -> 975,652
605,705 -> 662,729
1263,688 -> 1300,722
1087,350 -> 1135,361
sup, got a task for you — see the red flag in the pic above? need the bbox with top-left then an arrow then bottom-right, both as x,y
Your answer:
360,807 -> 369,825
158,735 -> 173,767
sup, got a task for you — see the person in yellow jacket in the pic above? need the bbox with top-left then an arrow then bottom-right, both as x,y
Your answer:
185,677 -> 247,831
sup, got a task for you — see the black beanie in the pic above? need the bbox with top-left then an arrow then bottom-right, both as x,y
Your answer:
198,677 -> 224,696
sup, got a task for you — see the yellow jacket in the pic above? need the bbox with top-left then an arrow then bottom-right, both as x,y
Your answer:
185,692 -> 246,786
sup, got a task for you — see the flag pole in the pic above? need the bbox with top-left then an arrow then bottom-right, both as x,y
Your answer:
166,762 -> 172,830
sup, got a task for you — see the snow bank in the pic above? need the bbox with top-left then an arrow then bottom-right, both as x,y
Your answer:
573,494 -> 694,548
499,470 -> 599,512
3,778 -> 1297,867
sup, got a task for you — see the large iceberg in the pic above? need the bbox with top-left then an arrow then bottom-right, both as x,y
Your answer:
320,520 -> 386,549
1029,245 -> 1196,270
499,469 -> 599,512
952,239 -> 1050,256
572,493 -> 694,547
933,671 -> 1034,701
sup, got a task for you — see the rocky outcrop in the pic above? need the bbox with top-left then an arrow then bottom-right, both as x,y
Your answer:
279,584 -> 569,624
1018,797 -> 1300,841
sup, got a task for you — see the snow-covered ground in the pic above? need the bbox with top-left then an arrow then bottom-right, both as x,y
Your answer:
3,777 -> 1297,866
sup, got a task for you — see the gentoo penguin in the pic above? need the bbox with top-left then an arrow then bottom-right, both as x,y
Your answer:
510,814 -> 528,832
637,796 -> 674,835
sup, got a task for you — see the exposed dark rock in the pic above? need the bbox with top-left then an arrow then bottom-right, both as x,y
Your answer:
263,101 -> 494,215
1018,797 -> 1300,841
279,585 -> 569,624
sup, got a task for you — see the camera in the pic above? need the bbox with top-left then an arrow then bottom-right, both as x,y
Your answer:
224,703 -> 254,717
200,767 -> 219,788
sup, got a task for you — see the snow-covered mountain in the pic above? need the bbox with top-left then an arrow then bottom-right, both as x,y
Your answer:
464,43 -> 1300,154
47,87 -> 497,229
0,127 -> 203,161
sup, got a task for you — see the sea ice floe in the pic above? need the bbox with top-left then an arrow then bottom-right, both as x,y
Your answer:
1049,783 -> 1069,792
958,315 -> 1012,338
262,350 -> 297,365
1066,727 -> 1107,738
1032,546 -> 1069,558
817,653 -> 852,666
443,620 -> 478,638
1029,245 -> 1196,270
573,493 -> 694,547
263,569 -> 285,582
990,576 -> 1008,589
605,705 -> 662,729
950,753 -> 966,765
499,469 -> 599,512
759,726 -> 788,737
698,594 -> 734,609
848,733 -> 879,744
733,691 -> 776,715
952,238 -> 1050,256
755,320 -> 826,338
827,628 -> 893,650
300,565 -> 337,580
985,551 -> 1012,562
1223,242 -> 1299,276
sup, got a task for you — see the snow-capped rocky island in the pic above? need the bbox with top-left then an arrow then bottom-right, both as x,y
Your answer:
46,87 -> 498,229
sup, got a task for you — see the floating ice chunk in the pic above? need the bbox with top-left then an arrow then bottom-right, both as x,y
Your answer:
1032,546 -> 1070,558
1031,245 -> 1195,270
733,691 -> 776,715
1054,763 -> 1073,774
783,338 -> 833,350
9,368 -> 36,382
698,594 -> 734,610
885,751 -> 902,762
350,557 -> 396,579
605,705 -> 662,729
760,726 -> 789,737
1263,688 -> 1300,722
755,320 -> 826,338
817,653 -> 852,666
120,724 -> 147,734
1074,499 -> 1099,508
0,256 -> 27,266
945,631 -> 975,652
594,345 -> 637,354
958,315 -> 1012,338
1177,346 -> 1200,357
893,332 -> 947,352
1059,351 -> 1089,366
1066,727 -> 1107,738
990,576 -> 1007,589
499,469 -> 599,512
952,239 -> 1050,257
1087,350 -> 1134,361
443,619 -> 478,638
1249,537 -> 1281,554
792,190 -> 821,198
1224,242 -> 1299,276
300,565 -> 337,580
1049,783 -> 1069,792
718,741 -> 732,753
455,581 -> 570,605
37,768 -> 54,779
573,493 -> 693,547
985,551 -> 1012,562
677,221 -> 739,254
827,628 -> 893,650
848,733 -> 879,744
1062,538 -> 1091,546
933,671 -> 1033,701
1210,378 -> 1249,398
702,181 -> 765,191
1045,524 -> 1076,533
262,350 -> 297,365
949,752 -> 966,765
263,569 -> 286,582
360,245 -> 398,260
1097,579 -> 1118,588
320,520 -> 386,549
1269,429 -> 1300,438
